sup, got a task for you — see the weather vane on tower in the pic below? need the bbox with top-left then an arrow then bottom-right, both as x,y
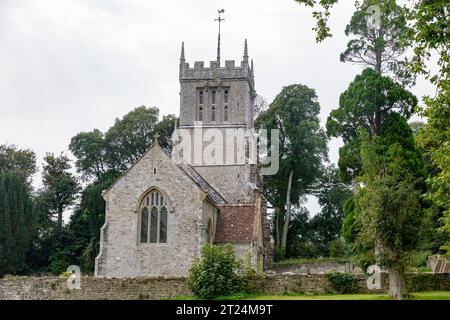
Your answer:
215,9 -> 225,63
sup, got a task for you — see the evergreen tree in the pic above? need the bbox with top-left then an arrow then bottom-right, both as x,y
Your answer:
0,172 -> 35,276
355,120 -> 424,299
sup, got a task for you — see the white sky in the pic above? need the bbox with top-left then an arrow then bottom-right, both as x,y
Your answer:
0,0 -> 433,216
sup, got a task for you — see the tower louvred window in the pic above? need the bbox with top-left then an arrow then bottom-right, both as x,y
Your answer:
224,89 -> 229,121
198,90 -> 204,121
211,90 -> 216,122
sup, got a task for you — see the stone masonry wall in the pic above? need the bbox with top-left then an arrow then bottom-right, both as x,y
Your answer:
97,144 -> 206,278
2,273 -> 449,300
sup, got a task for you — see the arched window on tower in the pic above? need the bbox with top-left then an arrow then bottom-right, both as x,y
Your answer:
198,90 -> 204,121
139,189 -> 168,243
210,90 -> 216,122
223,89 -> 229,121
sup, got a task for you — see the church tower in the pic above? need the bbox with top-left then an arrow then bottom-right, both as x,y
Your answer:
179,39 -> 255,129
177,38 -> 258,203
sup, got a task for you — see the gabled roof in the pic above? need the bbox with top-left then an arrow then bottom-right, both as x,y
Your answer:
177,162 -> 227,205
102,141 -> 227,206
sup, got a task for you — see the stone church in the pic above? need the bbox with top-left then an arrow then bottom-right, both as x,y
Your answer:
94,39 -> 272,278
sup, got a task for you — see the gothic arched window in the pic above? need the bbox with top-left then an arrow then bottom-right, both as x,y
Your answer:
139,190 -> 168,243
210,90 -> 216,122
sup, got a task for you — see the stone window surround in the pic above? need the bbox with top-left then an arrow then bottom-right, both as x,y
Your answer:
136,187 -> 174,246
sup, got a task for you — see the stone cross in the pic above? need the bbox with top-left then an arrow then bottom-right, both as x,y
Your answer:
153,133 -> 160,143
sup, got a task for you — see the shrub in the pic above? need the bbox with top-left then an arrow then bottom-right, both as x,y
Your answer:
59,271 -> 72,278
187,244 -> 243,299
273,247 -> 285,262
326,272 -> 358,294
328,238 -> 352,257
410,250 -> 432,268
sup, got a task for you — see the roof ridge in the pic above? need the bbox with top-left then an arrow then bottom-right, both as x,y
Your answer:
177,162 -> 228,204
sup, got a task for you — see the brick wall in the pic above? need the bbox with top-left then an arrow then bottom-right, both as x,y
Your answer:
215,204 -> 255,244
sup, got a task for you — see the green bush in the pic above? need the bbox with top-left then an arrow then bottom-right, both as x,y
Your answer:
187,244 -> 244,299
273,247 -> 285,262
326,272 -> 358,294
410,250 -> 432,268
328,238 -> 352,257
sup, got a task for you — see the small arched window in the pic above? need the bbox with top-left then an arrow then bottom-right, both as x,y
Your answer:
223,90 -> 229,121
139,190 -> 168,243
198,90 -> 204,121
210,90 -> 216,122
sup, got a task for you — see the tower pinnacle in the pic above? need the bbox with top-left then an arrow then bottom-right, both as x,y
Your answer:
244,38 -> 248,60
180,41 -> 185,61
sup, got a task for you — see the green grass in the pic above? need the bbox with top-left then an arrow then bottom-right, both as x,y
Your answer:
248,293 -> 391,300
164,292 -> 262,300
167,291 -> 450,300
274,257 -> 351,267
247,291 -> 450,300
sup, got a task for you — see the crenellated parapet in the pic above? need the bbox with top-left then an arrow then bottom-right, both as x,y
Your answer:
179,39 -> 254,91
181,59 -> 252,82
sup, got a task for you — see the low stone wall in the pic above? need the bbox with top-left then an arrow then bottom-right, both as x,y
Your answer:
0,276 -> 189,300
254,274 -> 386,295
1,273 -> 449,300
272,262 -> 355,274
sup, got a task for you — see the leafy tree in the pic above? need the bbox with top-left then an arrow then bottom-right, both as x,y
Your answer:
41,153 -> 79,232
309,166 -> 352,255
253,94 -> 269,121
153,114 -> 179,153
355,129 -> 423,299
256,84 -> 328,254
70,107 -> 177,180
285,206 -> 315,258
69,129 -> 108,181
284,168 -> 351,259
0,172 -> 35,276
327,68 -> 417,181
0,144 -> 36,184
409,0 -> 450,256
408,121 -> 425,136
341,196 -> 359,244
294,0 -> 449,205
105,106 -> 159,171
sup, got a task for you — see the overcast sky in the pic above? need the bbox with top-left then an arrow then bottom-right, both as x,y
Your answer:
0,0 -> 433,215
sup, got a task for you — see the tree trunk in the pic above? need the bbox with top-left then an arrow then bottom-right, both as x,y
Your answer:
388,266 -> 407,300
57,207 -> 63,233
275,208 -> 280,249
280,169 -> 294,251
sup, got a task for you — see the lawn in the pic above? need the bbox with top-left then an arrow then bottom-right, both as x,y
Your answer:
247,291 -> 450,300
168,291 -> 450,300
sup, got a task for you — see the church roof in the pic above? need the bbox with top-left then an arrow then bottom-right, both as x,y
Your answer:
102,140 -> 228,206
177,162 -> 228,205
